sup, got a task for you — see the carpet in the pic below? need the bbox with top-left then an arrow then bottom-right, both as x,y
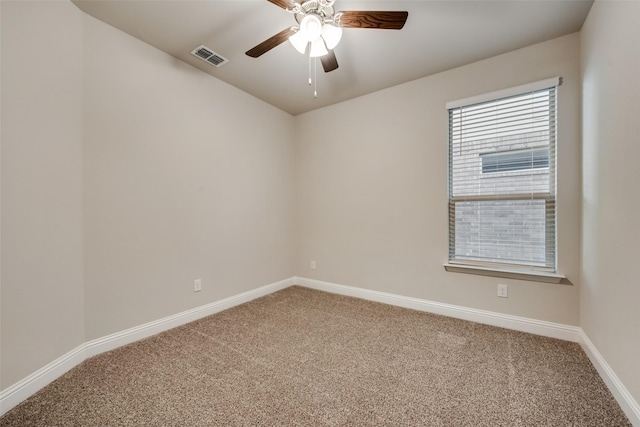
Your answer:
0,286 -> 631,426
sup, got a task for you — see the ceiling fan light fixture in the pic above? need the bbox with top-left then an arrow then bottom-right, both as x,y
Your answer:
289,29 -> 308,54
300,14 -> 323,41
309,38 -> 328,57
321,23 -> 342,49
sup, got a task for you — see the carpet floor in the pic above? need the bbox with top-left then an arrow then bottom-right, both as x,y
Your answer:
0,286 -> 631,426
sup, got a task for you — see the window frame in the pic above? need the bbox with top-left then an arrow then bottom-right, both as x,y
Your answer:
444,78 -> 565,283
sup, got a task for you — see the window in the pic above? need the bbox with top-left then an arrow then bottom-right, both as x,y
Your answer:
481,148 -> 549,174
447,78 -> 559,275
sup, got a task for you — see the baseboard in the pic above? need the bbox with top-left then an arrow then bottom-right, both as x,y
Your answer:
579,330 -> 640,426
295,277 -> 580,342
0,277 -> 295,416
296,277 -> 640,425
85,277 -> 294,358
0,344 -> 86,416
4,276 -> 637,426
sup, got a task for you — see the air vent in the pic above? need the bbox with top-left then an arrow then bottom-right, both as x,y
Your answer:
190,45 -> 229,67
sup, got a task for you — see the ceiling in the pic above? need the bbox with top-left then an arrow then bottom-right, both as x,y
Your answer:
71,0 -> 593,116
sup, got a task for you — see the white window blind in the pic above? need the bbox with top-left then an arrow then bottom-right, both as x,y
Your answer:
448,80 -> 558,272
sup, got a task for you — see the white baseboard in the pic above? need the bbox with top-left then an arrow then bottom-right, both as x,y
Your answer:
85,277 -> 294,358
295,277 -> 640,425
295,277 -> 580,342
579,330 -> 640,426
4,275 -> 637,427
0,277 -> 294,416
0,344 -> 86,416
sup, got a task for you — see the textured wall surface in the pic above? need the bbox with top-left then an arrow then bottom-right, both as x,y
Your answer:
294,34 -> 582,326
1,1 -> 85,389
581,0 -> 640,406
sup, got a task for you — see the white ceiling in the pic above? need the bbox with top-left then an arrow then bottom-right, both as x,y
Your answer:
72,0 -> 593,116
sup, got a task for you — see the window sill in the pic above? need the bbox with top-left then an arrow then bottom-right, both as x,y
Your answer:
443,263 -> 566,284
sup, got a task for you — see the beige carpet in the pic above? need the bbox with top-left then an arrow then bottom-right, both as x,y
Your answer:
0,286 -> 631,426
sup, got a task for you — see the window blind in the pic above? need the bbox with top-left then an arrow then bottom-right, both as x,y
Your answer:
448,83 -> 557,271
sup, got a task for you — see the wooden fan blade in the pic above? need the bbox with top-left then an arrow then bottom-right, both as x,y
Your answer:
246,27 -> 296,58
321,50 -> 339,72
338,11 -> 408,30
267,0 -> 294,10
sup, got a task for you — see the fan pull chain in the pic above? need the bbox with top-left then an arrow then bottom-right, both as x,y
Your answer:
306,53 -> 318,99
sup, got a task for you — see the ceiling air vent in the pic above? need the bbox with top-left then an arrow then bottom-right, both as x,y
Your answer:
190,45 -> 229,67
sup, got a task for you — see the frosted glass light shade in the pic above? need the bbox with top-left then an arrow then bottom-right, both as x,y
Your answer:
289,29 -> 308,54
321,24 -> 342,49
289,14 -> 341,56
309,38 -> 328,57
301,15 -> 322,41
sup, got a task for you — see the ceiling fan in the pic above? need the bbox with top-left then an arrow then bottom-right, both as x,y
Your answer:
246,0 -> 408,73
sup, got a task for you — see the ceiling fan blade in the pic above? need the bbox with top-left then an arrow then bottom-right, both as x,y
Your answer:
338,11 -> 408,30
267,0 -> 295,10
321,50 -> 338,73
246,27 -> 296,58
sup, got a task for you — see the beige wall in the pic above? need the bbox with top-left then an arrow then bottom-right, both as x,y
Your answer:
4,0 -> 638,413
1,0 -> 296,388
295,34 -> 582,326
1,1 -> 85,388
82,12 -> 295,340
581,0 -> 640,404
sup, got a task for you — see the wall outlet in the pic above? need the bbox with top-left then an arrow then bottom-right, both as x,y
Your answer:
497,284 -> 508,298
194,279 -> 202,292
310,260 -> 316,270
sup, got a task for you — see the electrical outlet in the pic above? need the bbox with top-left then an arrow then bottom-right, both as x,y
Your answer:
497,284 -> 508,298
194,279 -> 202,292
310,260 -> 317,270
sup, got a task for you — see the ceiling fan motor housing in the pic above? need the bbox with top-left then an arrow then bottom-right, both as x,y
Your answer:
294,0 -> 336,24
